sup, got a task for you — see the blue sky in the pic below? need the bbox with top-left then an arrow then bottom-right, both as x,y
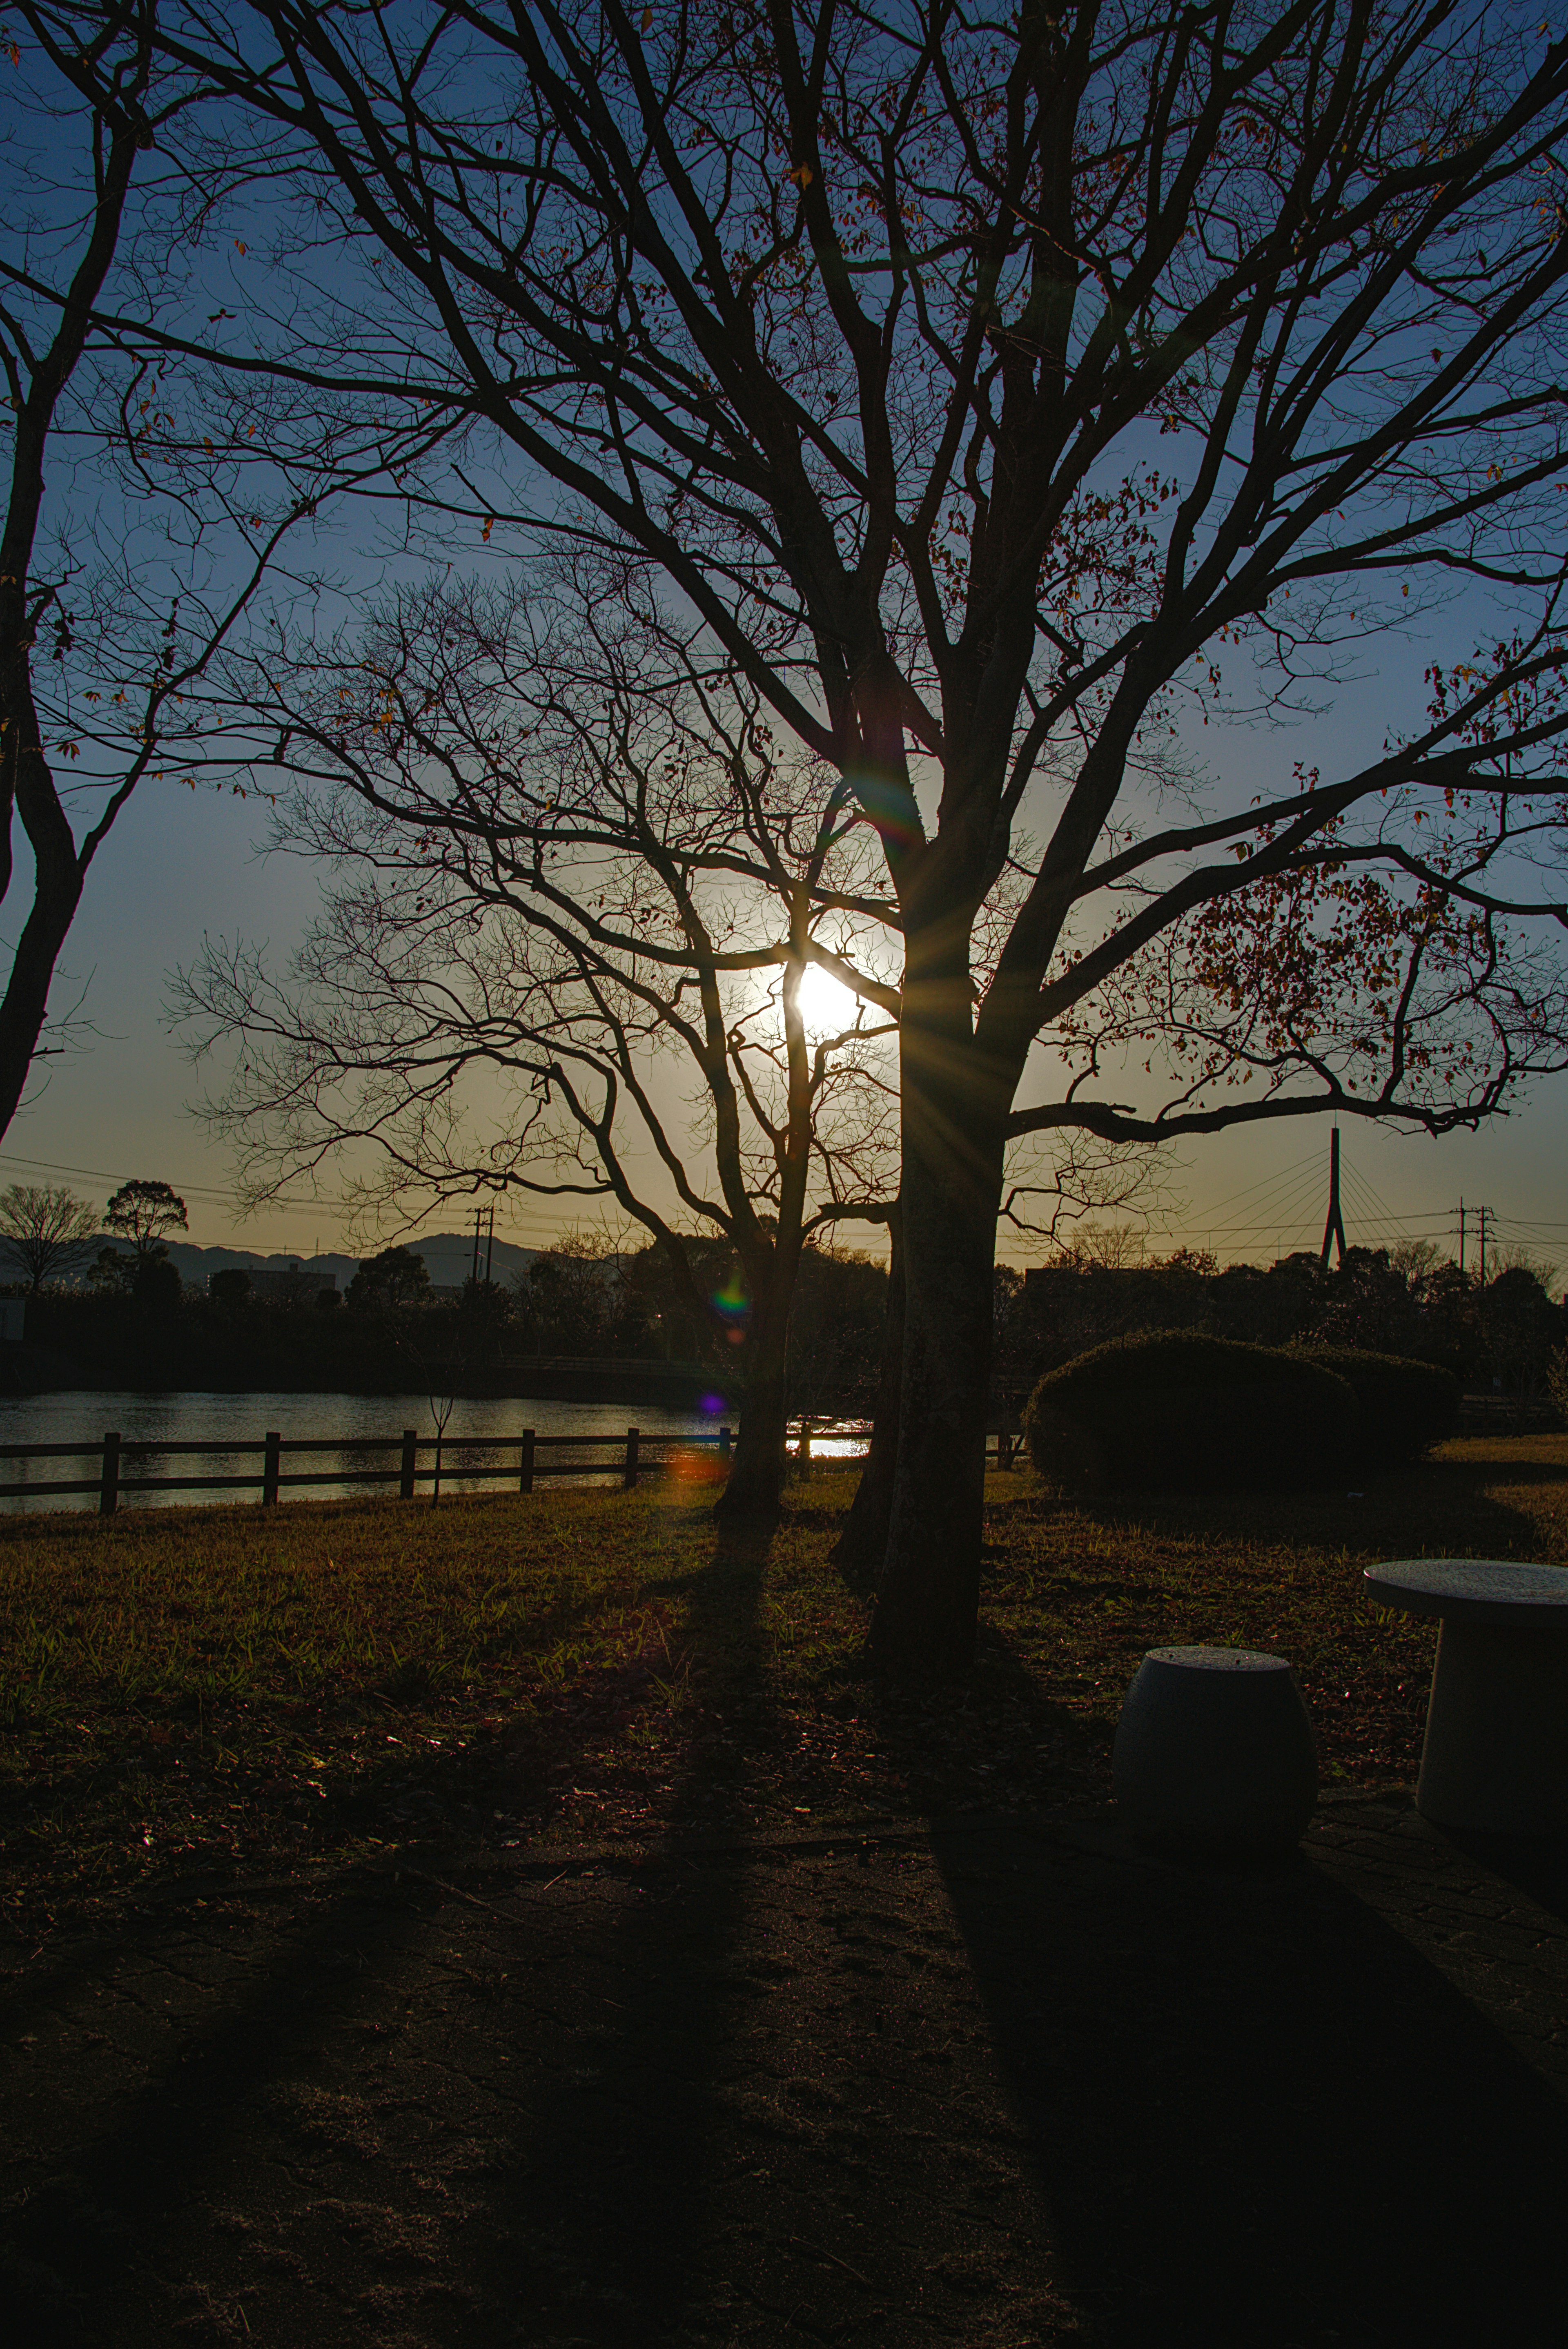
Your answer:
5,9 -> 1565,1277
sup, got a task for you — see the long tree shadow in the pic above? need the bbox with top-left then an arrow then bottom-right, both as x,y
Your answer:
933,1814 -> 1568,2346
459,1513 -> 782,2343
0,1600 -> 677,2046
0,1521 -> 782,2347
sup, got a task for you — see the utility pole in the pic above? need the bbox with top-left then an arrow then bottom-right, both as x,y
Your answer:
1479,1203 -> 1489,1287
1319,1128 -> 1348,1271
484,1206 -> 495,1287
471,1206 -> 482,1287
1457,1199 -> 1465,1275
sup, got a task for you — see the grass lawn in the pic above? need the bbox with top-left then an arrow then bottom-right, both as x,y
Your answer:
2,1434 -> 1564,1943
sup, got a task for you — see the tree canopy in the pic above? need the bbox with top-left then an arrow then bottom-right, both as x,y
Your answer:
64,0 -> 1568,1661
345,1244 -> 431,1310
105,1176 -> 187,1256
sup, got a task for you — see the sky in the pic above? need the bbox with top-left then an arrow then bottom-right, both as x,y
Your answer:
6,466 -> 1564,1277
4,720 -> 1565,1279
5,16 -> 1566,1281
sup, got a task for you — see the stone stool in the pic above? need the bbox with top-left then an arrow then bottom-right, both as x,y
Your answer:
1113,1646 -> 1319,1856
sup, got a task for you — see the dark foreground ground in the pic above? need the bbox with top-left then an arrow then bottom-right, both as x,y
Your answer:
2,1793 -> 1564,2349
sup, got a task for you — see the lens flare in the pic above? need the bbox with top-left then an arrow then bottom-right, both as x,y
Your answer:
853,771 -> 922,850
668,1446 -> 724,1484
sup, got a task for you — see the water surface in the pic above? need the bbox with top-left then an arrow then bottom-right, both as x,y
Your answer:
0,1391 -> 866,1513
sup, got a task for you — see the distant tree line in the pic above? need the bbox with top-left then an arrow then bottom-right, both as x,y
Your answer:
0,1185 -> 889,1407
7,1174 -> 1561,1422
0,1177 -> 188,1298
202,1230 -> 889,1406
996,1242 -> 1567,1425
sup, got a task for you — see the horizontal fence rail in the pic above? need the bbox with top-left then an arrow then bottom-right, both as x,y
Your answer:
493,1354 -> 724,1375
0,1423 -> 1025,1513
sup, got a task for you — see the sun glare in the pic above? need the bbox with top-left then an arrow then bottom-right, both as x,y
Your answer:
793,962 -> 861,1043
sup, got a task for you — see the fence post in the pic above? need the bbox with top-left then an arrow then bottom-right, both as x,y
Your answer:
99,1431 -> 120,1517
719,1424 -> 731,1461
519,1428 -> 535,1493
262,1431 -> 282,1507
624,1426 -> 640,1489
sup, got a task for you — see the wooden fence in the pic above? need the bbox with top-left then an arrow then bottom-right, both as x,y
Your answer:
0,1423 -> 1025,1514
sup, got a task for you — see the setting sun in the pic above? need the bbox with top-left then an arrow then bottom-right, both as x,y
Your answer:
793,961 -> 862,1043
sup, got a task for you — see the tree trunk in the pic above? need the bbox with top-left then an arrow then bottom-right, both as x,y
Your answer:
0,100 -> 142,1145
832,1204 -> 903,1583
715,1277 -> 791,1517
0,785 -> 86,1141
868,1067 -> 1004,1677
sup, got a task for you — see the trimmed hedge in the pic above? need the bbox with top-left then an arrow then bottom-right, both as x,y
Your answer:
1022,1330 -> 1356,1494
1291,1346 -> 1460,1462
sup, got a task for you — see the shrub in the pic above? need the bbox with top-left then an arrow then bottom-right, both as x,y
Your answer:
1022,1330 -> 1355,1495
1292,1346 -> 1460,1462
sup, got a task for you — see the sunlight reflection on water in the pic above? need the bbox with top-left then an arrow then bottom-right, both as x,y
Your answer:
0,1392 -> 869,1513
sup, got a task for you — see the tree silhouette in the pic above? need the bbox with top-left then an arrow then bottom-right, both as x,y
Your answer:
104,1177 -> 187,1257
151,2 -> 1568,1665
0,1180 -> 96,1291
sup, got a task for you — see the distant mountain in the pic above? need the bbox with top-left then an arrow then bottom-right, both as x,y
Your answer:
80,1232 -> 542,1292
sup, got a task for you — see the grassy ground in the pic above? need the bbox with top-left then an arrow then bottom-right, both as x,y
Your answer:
2,1435 -> 1565,1944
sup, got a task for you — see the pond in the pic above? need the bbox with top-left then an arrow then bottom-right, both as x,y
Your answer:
0,1391 -> 868,1513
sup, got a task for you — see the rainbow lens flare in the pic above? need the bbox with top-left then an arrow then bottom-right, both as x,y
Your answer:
852,771 -> 922,850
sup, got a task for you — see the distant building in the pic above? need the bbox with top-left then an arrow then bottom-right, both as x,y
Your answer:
235,1263 -> 338,1303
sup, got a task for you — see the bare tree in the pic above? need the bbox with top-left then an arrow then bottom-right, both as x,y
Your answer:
0,1177 -> 95,1288
178,573 -> 904,1512
0,1 -> 454,1137
154,2 -> 1568,1666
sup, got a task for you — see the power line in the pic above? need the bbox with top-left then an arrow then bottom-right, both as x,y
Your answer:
0,1150 -> 577,1242
0,1149 -> 336,1215
1182,1146 -> 1324,1221
1011,1122 -> 1563,1272
1139,1207 -> 1456,1238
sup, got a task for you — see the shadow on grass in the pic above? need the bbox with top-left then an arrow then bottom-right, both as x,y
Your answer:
461,1514 -> 781,2339
0,1518 -> 783,2348
934,1817 -> 1568,2347
1054,1448 -> 1565,1564
835,1614 -> 1098,1817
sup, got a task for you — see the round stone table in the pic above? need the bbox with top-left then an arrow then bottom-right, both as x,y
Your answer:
1362,1559 -> 1568,1834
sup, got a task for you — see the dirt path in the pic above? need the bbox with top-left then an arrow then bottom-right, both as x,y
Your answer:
3,1797 -> 1565,2347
